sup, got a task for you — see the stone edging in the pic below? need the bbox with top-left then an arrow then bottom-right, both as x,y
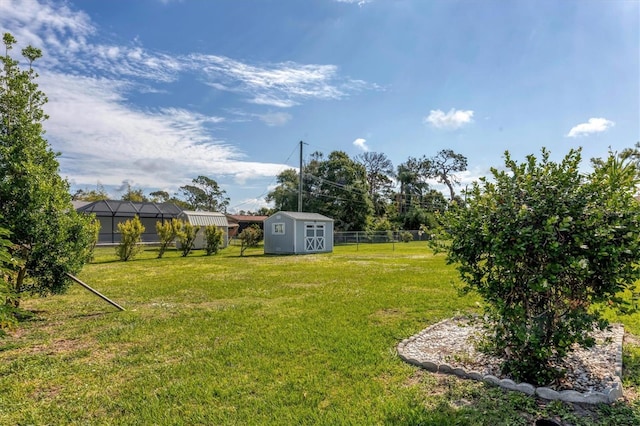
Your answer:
397,318 -> 624,404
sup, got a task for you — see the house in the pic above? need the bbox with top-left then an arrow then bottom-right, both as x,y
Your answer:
226,214 -> 269,239
178,210 -> 230,250
264,211 -> 334,255
76,200 -> 183,244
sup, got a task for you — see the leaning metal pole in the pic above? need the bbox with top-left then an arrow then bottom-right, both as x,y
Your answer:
65,272 -> 125,311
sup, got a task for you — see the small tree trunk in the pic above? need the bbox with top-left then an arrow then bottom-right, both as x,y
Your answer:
6,266 -> 27,308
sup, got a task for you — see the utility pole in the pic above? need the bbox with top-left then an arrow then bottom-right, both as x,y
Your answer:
298,140 -> 303,212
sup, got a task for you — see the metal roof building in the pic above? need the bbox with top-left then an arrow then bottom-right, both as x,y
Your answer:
178,210 -> 230,249
77,200 -> 183,243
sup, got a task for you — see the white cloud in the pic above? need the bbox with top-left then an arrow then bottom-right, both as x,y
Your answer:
40,73 -> 287,189
424,108 -> 474,129
0,0 -> 182,82
192,54 -> 364,108
228,197 -> 272,214
0,0 -> 94,51
353,138 -> 369,151
336,0 -> 372,5
250,94 -> 298,108
225,109 -> 292,126
1,0 -> 370,105
0,0 -> 376,199
258,112 -> 292,127
567,117 -> 615,138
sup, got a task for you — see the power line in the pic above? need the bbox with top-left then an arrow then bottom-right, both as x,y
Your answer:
227,141 -> 301,212
303,173 -> 369,196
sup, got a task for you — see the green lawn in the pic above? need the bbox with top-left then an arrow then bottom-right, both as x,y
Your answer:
2,242 -> 640,425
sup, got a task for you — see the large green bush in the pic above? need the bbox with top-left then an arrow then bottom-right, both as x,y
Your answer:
443,148 -> 640,384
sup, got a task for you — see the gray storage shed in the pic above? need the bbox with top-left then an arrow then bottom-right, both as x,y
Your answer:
178,211 -> 229,250
264,211 -> 334,255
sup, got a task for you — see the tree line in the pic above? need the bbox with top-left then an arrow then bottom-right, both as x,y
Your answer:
72,150 -> 468,233
266,149 -> 467,232
72,175 -> 232,213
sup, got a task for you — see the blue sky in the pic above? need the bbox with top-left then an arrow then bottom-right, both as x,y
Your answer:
1,0 -> 638,212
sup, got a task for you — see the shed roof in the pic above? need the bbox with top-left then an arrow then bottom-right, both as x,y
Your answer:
77,200 -> 183,217
270,211 -> 333,222
179,211 -> 229,227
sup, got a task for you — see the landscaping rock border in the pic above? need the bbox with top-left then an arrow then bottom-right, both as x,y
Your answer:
397,317 -> 624,404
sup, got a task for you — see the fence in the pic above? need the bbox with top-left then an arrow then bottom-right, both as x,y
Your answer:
333,230 -> 429,246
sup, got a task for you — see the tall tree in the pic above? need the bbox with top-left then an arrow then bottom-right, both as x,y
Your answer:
267,151 -> 374,229
396,156 -> 431,214
255,207 -> 274,216
302,151 -> 325,212
121,183 -> 148,202
265,168 -> 299,211
308,151 -> 373,231
428,149 -> 467,200
355,151 -> 395,216
0,33 -> 94,306
265,152 -> 325,213
179,176 -> 229,212
72,184 -> 109,201
149,190 -> 170,203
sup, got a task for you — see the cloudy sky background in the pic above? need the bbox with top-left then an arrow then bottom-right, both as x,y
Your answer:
0,0 -> 638,211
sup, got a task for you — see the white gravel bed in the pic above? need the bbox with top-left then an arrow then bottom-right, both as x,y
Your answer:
397,317 -> 624,404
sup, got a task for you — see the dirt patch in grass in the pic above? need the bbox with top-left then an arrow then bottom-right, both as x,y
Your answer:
372,308 -> 404,317
30,337 -> 86,355
29,384 -> 63,401
370,308 -> 407,326
404,369 -> 427,387
283,282 -> 325,289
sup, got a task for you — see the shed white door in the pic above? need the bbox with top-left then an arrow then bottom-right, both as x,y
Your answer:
305,223 -> 325,252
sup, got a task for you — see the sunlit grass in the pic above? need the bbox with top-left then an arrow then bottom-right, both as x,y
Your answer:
1,242 -> 639,425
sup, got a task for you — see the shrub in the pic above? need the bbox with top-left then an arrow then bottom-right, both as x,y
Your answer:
85,217 -> 100,261
177,222 -> 199,257
400,231 -> 413,243
366,217 -> 394,242
204,225 -> 224,255
156,218 -> 182,258
442,148 -> 640,385
116,216 -> 145,261
239,224 -> 262,256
